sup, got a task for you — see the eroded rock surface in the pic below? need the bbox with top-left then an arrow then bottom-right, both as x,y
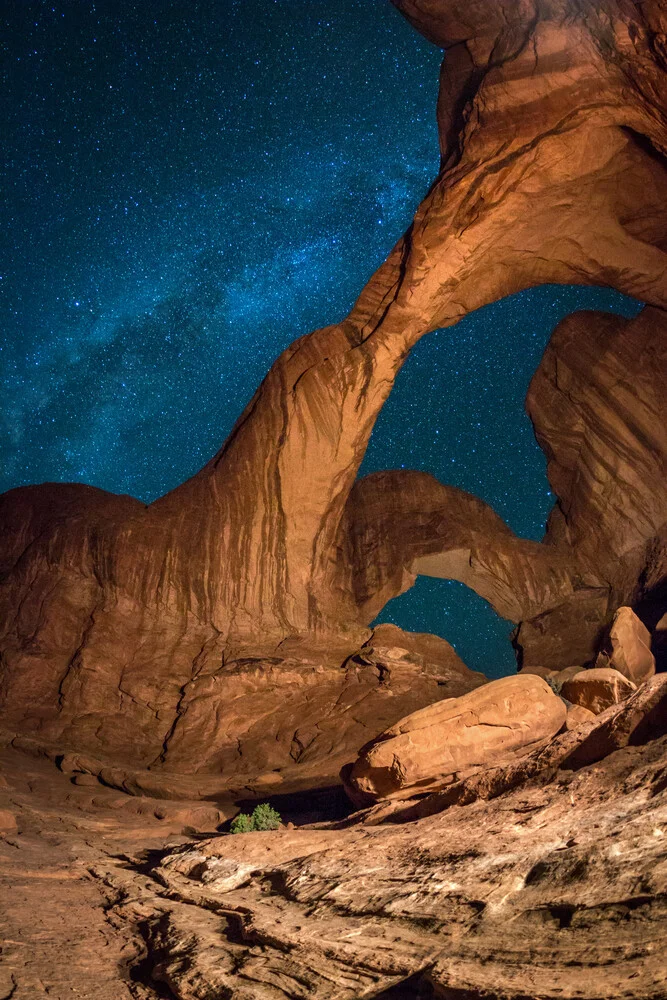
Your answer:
515,307 -> 667,667
99,715 -> 667,1000
1,2 -> 666,995
1,673 -> 666,999
0,624 -> 485,800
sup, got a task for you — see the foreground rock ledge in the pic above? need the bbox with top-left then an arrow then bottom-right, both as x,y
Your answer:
99,721 -> 667,999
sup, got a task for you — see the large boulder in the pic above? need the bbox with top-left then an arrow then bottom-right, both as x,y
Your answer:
595,606 -> 655,684
344,674 -> 566,803
560,667 -> 637,715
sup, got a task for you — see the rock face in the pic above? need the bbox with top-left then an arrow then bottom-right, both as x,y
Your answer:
346,674 -> 566,803
655,612 -> 667,670
515,308 -> 667,667
0,0 -> 666,771
0,619 -> 484,793
96,693 -> 667,1000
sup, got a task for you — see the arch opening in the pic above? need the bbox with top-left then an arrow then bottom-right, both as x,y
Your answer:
354,284 -> 643,676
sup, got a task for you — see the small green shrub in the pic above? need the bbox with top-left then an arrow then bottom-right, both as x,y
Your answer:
250,802 -> 281,831
230,802 -> 282,834
230,812 -> 254,834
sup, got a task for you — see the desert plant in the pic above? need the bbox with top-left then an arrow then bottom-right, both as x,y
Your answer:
230,812 -> 254,834
230,802 -> 282,834
250,802 -> 281,831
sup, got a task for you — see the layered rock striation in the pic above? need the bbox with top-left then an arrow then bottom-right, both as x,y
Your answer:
98,679 -> 667,1000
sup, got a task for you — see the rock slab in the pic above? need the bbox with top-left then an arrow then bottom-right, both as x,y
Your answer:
346,674 -> 566,802
561,667 -> 637,715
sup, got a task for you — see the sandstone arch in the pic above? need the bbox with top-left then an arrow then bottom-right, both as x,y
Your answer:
0,0 -> 665,772
337,305 -> 667,667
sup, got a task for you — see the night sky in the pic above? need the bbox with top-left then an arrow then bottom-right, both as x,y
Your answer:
2,1 -> 642,676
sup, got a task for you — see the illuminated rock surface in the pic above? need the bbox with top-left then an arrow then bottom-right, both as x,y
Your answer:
3,678 -> 666,999
0,1 -> 666,993
346,674 -> 566,803
0,0 -> 665,776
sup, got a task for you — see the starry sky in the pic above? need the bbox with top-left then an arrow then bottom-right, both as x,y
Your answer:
2,0 -> 642,676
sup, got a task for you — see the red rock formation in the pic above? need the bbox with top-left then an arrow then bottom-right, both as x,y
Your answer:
515,306 -> 667,665
596,606 -> 656,682
560,666 -> 637,714
337,470 -> 576,624
98,690 -> 667,1000
1,0 -> 666,769
341,305 -> 667,669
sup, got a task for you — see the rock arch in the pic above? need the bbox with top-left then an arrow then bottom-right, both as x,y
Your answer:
0,0 -> 665,770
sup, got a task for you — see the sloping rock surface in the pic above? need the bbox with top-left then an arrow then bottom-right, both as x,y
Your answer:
100,723 -> 667,999
0,673 -> 665,999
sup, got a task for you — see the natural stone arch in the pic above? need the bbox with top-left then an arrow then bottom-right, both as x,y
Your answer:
334,304 -> 667,667
0,0 -> 666,769
336,470 -> 577,625
151,0 -> 667,641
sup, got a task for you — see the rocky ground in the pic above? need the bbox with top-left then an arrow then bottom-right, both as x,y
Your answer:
0,746 -> 233,999
1,672 -> 666,1000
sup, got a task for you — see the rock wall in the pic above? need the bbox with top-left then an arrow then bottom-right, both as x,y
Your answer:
1,0 -> 666,768
515,305 -> 667,665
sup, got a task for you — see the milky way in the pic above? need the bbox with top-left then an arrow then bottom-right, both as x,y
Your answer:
2,0 -> 641,675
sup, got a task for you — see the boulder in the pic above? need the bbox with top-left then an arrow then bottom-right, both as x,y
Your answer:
345,674 -> 566,803
560,667 -> 636,715
564,673 -> 667,769
565,703 -> 597,731
595,607 -> 655,684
